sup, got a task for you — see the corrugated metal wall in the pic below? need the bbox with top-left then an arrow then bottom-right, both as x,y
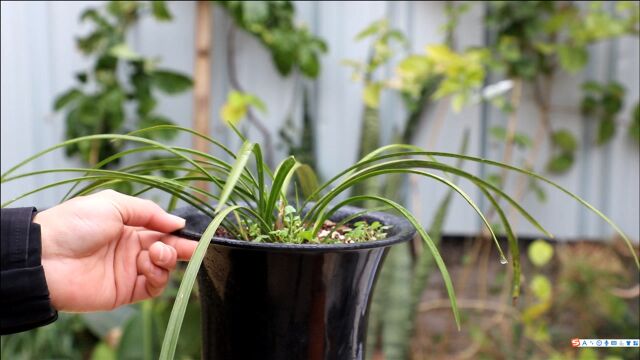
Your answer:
1,1 -> 638,241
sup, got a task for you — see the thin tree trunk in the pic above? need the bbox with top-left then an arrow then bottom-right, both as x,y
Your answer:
193,1 -> 212,197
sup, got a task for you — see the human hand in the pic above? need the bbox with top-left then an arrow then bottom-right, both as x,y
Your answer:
33,190 -> 196,312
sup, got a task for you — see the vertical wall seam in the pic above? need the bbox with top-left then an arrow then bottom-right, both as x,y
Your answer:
577,45 -> 596,238
478,2 -> 490,229
41,2 -> 54,206
29,3 -> 45,204
310,0 -> 321,174
600,29 -> 618,238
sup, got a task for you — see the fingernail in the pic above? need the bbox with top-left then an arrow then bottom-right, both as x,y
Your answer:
169,214 -> 186,227
157,245 -> 166,263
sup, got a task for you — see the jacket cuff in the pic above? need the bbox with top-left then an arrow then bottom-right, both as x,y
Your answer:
0,207 -> 58,335
0,268 -> 58,334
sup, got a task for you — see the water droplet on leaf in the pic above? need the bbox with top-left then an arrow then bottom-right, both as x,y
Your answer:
499,257 -> 508,265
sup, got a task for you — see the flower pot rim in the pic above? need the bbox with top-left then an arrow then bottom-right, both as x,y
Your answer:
171,204 -> 416,252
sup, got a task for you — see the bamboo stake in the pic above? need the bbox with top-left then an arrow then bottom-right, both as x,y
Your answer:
193,1 -> 212,196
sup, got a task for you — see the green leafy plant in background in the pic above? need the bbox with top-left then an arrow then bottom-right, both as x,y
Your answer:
551,243 -> 639,360
2,120 -> 637,359
279,88 -> 318,171
398,2 -> 639,359
342,9 -> 498,358
581,80 -> 637,145
217,0 -> 327,78
392,44 -> 489,112
342,20 -> 414,359
0,314 -> 93,360
6,2 -> 195,358
216,0 -> 328,168
7,2 -> 328,356
455,239 -> 639,360
2,2 -> 636,360
443,5 -> 639,352
369,133 -> 471,360
455,5 -> 638,342
484,0 -> 639,176
54,1 -> 192,168
343,18 -> 409,205
344,6 -> 502,357
546,128 -> 579,174
432,3 -> 639,358
521,239 -> 555,344
343,18 -> 408,109
355,2 -> 639,357
0,271 -> 202,360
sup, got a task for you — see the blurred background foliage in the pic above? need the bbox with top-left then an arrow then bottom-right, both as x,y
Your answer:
54,1 -> 192,167
1,1 -> 639,359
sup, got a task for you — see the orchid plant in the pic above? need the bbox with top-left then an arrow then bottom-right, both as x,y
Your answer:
1,125 -> 636,360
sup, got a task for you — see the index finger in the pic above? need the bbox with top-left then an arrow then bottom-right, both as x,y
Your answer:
165,236 -> 197,261
98,190 -> 185,233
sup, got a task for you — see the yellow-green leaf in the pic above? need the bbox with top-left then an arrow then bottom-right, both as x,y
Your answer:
425,44 -> 457,65
528,239 -> 554,267
530,274 -> 552,301
221,102 -> 247,125
109,43 -> 140,60
363,82 -> 383,108
220,91 -> 267,125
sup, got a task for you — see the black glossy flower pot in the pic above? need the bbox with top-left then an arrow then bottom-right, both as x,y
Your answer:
173,205 -> 415,360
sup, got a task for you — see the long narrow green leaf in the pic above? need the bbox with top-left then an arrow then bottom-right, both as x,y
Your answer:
142,299 -> 154,360
2,172 -> 217,217
251,145 -> 267,213
0,134 -> 216,185
411,191 -> 454,304
301,147 -> 442,213
59,144 -> 248,203
127,124 -> 236,158
342,149 -> 638,268
413,170 -> 507,262
216,141 -> 255,213
280,162 -> 302,201
476,183 -> 521,299
33,166 -> 245,205
112,160 -> 256,204
426,151 -> 638,268
409,131 -> 468,341
161,141 -> 255,360
69,174 -> 222,207
294,164 -> 319,199
315,166 -> 507,261
319,195 -> 461,329
306,158 -> 552,238
158,205 -> 240,360
309,166 -> 507,261
264,156 -> 298,224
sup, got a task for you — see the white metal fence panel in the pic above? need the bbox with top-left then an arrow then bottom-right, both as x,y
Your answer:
1,1 -> 638,241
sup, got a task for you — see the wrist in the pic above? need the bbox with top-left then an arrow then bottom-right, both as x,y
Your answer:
32,212 -> 61,310
32,212 -> 49,257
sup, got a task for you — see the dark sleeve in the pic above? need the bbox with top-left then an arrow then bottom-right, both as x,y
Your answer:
1,207 -> 57,335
